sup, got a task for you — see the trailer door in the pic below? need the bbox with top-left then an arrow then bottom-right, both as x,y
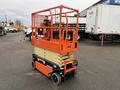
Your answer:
98,4 -> 120,34
86,5 -> 97,33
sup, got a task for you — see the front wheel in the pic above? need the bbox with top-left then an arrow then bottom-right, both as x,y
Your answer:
51,73 -> 62,85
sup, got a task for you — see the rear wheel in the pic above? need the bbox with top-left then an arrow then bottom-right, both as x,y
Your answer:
51,73 -> 62,85
32,62 -> 36,70
14,30 -> 17,33
77,35 -> 80,41
1,31 -> 4,36
29,33 -> 32,41
3,31 -> 7,35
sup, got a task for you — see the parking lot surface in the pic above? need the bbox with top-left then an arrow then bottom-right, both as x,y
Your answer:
0,32 -> 120,90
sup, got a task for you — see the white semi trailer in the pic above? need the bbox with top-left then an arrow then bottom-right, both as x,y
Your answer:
85,4 -> 120,45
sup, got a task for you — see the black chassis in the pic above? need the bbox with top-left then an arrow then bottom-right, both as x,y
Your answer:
32,54 -> 64,77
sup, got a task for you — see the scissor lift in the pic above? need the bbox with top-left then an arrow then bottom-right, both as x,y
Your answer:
31,5 -> 79,85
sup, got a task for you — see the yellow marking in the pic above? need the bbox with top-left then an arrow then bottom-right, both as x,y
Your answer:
34,47 -> 74,67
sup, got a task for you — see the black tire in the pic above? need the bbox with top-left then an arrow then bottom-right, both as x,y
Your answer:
32,62 -> 36,70
51,73 -> 62,85
4,32 -> 7,35
29,33 -> 32,41
14,30 -> 17,33
1,31 -> 4,36
3,30 -> 7,35
71,71 -> 76,76
99,35 -> 105,41
77,35 -> 81,41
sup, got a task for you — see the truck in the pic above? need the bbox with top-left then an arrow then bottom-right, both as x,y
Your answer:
0,26 -> 7,36
24,28 -> 32,40
80,0 -> 120,45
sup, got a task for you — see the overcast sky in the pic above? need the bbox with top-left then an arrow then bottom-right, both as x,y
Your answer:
0,0 -> 100,26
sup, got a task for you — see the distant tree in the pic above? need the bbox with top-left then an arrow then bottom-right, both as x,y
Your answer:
15,19 -> 23,31
15,20 -> 22,26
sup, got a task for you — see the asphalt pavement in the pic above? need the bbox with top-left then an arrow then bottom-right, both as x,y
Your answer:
0,32 -> 120,90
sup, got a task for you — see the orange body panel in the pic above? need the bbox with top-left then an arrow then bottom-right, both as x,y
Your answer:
32,37 -> 78,54
64,58 -> 76,75
35,61 -> 53,77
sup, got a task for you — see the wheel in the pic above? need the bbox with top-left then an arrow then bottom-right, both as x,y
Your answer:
14,30 -> 17,33
4,32 -> 7,35
32,62 -> 36,70
51,73 -> 62,85
71,71 -> 76,76
3,30 -> 7,35
1,31 -> 4,36
77,35 -> 80,41
29,33 -> 32,41
13,30 -> 16,33
99,35 -> 104,41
